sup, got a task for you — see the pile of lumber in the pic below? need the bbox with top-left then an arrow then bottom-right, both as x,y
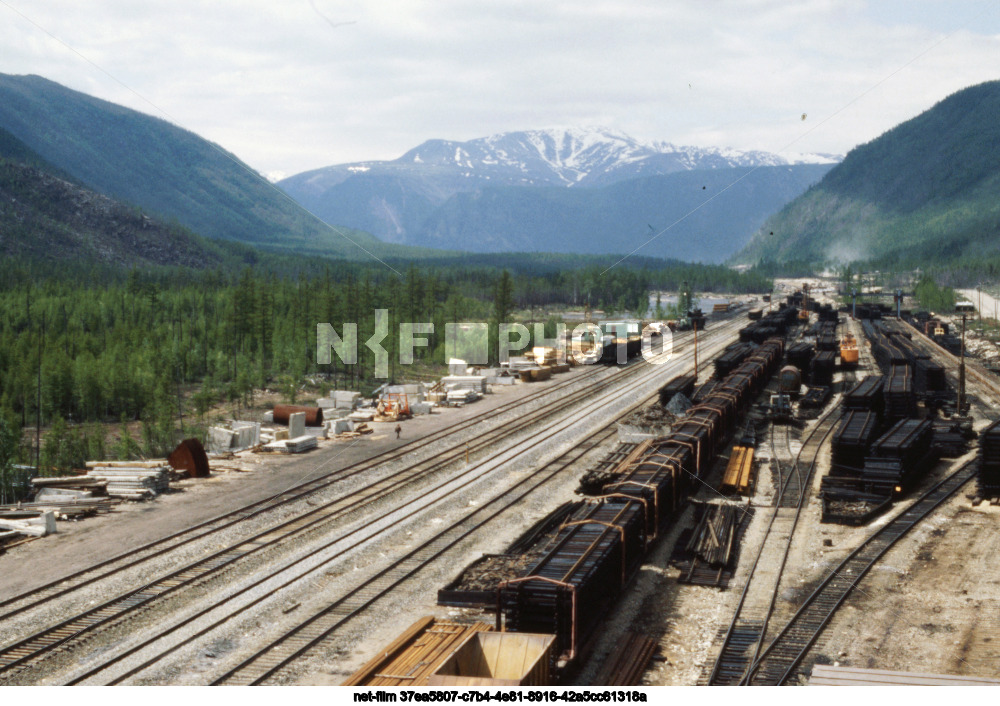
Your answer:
0,511 -> 57,539
720,446 -> 755,495
332,422 -> 374,440
85,461 -> 172,499
3,497 -> 118,518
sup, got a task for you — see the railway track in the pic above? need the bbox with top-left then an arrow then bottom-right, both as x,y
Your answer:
901,318 -> 1000,407
127,337 -> 721,686
704,402 -> 841,685
0,348 -> 631,619
0,327 -> 718,623
742,457 -> 978,685
1,316 -> 746,685
717,314 -> 992,685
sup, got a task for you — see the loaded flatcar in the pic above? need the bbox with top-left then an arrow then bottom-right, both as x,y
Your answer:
497,339 -> 785,663
597,321 -> 643,364
497,499 -> 646,660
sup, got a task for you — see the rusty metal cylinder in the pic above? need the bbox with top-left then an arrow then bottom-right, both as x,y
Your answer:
168,438 -> 210,478
273,404 -> 325,426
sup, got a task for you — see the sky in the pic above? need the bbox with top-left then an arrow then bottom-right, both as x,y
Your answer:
2,0 -> 999,180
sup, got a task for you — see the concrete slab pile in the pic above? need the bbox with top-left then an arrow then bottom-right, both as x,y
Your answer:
263,435 -> 318,454
441,376 -> 487,393
85,462 -> 172,500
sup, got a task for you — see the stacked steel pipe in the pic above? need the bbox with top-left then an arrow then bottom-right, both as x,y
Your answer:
844,375 -> 885,417
738,307 -> 798,343
817,322 -> 838,352
883,365 -> 916,420
786,342 -> 815,372
714,342 -> 756,379
497,500 -> 646,659
811,351 -> 836,386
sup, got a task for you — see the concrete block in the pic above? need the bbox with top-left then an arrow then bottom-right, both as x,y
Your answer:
288,412 -> 306,439
231,421 -> 260,450
209,427 -> 236,454
410,402 -> 432,415
334,419 -> 355,434
448,358 -> 467,376
262,411 -> 274,423
441,376 -> 487,393
316,397 -> 336,409
0,511 -> 57,537
274,429 -> 290,441
333,391 -> 361,409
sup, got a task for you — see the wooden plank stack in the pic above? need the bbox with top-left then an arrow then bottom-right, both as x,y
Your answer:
720,446 -> 755,495
85,461 -> 172,499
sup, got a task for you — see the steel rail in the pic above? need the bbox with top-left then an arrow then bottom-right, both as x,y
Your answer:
706,401 -> 841,685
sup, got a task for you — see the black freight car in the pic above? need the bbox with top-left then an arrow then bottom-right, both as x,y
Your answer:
497,499 -> 646,660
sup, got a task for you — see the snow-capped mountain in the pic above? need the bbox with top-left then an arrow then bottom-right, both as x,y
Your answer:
278,128 -> 838,260
284,127 -> 839,194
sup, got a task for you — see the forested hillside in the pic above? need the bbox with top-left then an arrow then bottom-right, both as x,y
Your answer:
0,74 -> 419,259
0,259 -> 770,471
735,80 -> 1000,267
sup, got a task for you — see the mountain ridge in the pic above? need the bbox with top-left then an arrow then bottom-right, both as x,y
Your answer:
0,73 -> 412,261
280,127 -> 837,258
734,80 -> 1000,266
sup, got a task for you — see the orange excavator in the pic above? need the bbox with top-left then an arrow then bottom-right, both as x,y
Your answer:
374,393 -> 412,422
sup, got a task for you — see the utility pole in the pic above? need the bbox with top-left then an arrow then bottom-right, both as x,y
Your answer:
978,286 -> 982,333
693,318 -> 699,381
958,313 -> 967,416
35,313 -> 44,475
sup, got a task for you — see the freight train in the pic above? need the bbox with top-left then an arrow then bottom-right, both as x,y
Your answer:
496,338 -> 786,662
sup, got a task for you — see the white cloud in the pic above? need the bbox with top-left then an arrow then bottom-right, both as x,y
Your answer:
0,0 -> 998,175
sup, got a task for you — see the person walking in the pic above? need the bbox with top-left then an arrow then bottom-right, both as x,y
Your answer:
394,424 -> 402,439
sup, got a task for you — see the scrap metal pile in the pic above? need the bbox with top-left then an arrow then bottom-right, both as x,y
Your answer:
674,502 -> 750,588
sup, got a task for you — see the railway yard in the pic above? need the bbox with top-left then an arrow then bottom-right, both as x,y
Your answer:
2,287 -> 1000,687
